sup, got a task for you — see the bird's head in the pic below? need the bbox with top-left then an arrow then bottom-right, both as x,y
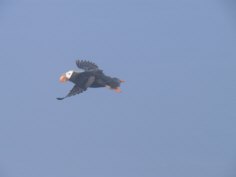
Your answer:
59,70 -> 74,83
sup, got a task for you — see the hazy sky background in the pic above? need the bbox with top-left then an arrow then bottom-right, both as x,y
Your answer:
0,0 -> 236,177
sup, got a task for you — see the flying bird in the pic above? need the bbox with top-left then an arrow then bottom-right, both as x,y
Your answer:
57,60 -> 124,100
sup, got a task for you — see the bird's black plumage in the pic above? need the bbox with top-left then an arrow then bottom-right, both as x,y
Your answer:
57,60 -> 123,100
57,85 -> 84,100
76,60 -> 98,71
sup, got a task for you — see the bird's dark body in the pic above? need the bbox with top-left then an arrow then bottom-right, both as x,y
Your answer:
69,70 -> 121,89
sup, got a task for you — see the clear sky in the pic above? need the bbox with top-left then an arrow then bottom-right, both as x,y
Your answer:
0,0 -> 236,177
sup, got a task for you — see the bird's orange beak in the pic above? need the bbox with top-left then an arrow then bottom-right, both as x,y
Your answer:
59,74 -> 68,83
120,80 -> 125,83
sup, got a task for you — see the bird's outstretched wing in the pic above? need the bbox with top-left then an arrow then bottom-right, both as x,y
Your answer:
57,85 -> 85,100
76,60 -> 99,71
57,76 -> 95,100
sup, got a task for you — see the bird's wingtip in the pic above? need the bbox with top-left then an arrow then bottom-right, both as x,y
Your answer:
56,97 -> 64,100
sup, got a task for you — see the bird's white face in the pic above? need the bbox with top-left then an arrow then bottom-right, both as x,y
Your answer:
65,70 -> 73,79
59,70 -> 74,83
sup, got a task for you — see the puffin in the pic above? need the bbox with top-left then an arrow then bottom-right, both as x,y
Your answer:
57,60 -> 124,100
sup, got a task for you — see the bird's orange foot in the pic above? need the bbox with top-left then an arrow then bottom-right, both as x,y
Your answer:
114,87 -> 122,93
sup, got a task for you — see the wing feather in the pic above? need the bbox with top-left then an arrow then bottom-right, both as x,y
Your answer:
57,76 -> 95,100
57,85 -> 85,100
76,60 -> 99,71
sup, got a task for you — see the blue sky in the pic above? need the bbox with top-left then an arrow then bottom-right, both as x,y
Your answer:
0,0 -> 236,177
